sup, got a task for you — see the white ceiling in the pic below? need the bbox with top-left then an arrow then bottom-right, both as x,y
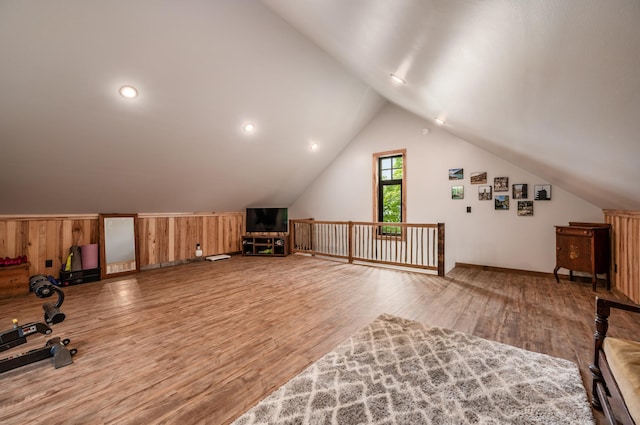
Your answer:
1,0 -> 639,214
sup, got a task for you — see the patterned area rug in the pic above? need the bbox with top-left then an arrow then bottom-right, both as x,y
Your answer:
232,314 -> 594,425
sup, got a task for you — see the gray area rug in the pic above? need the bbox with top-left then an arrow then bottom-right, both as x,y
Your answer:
232,314 -> 594,424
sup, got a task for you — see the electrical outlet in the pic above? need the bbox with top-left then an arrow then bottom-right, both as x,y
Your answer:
466,206 -> 471,213
45,259 -> 53,268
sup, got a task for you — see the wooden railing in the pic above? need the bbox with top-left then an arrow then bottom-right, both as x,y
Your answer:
290,219 -> 445,276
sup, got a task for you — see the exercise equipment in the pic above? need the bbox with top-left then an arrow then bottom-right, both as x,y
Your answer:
0,277 -> 77,373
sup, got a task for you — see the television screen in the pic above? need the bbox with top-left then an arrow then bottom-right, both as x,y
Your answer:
246,208 -> 288,233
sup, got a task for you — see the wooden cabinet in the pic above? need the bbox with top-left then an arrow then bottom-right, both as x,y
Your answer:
0,262 -> 30,300
242,235 -> 289,257
553,223 -> 611,291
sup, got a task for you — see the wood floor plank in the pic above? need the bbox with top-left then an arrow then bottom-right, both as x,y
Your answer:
1,254 -> 638,424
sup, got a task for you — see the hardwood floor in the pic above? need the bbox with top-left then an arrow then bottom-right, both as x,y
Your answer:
1,255 -> 638,424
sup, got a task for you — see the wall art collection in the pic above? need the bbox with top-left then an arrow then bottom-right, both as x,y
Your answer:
448,168 -> 552,216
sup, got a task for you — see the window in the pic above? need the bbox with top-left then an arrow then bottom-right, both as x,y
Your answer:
373,149 -> 406,236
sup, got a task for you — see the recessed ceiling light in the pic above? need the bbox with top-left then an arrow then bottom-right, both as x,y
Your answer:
390,74 -> 406,85
119,85 -> 138,99
434,117 -> 446,126
243,122 -> 256,133
310,143 -> 319,152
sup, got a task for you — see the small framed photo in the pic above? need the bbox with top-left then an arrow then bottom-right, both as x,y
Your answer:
512,183 -> 528,199
478,185 -> 492,200
534,184 -> 552,200
449,168 -> 464,180
518,201 -> 534,216
495,195 -> 509,210
451,185 -> 464,199
494,177 -> 509,192
470,171 -> 487,184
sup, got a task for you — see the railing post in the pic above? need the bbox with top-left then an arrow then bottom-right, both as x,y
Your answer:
289,219 -> 295,254
309,218 -> 315,254
437,223 -> 445,276
348,221 -> 354,263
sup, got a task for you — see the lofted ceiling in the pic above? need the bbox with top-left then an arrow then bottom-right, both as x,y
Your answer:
1,0 -> 639,214
262,0 -> 640,211
0,0 -> 385,214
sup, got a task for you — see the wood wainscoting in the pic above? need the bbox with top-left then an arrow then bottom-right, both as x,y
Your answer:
137,212 -> 244,267
0,215 -> 98,276
605,210 -> 640,303
0,212 -> 244,277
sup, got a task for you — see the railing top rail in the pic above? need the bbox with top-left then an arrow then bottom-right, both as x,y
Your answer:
291,219 -> 349,225
351,221 -> 439,228
291,219 -> 439,228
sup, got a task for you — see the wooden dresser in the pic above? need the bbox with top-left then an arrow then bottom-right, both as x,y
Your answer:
0,262 -> 30,300
553,222 -> 611,291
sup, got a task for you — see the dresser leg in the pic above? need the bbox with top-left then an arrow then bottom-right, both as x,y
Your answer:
553,266 -> 560,283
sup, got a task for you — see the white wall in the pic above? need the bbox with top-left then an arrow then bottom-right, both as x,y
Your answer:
290,103 -> 603,274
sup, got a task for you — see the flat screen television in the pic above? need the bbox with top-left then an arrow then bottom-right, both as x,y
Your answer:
245,207 -> 288,233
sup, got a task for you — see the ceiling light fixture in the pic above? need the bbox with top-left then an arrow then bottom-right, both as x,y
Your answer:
243,122 -> 256,133
390,74 -> 406,85
434,117 -> 446,126
119,85 -> 138,99
310,143 -> 319,152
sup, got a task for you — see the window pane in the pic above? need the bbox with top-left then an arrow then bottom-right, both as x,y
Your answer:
381,169 -> 392,180
380,225 -> 401,236
380,157 -> 391,170
382,184 -> 401,222
392,157 -> 402,179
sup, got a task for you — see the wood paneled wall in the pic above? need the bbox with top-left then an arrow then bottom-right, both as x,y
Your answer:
605,209 -> 640,303
0,212 -> 244,277
0,215 -> 98,276
138,213 -> 244,266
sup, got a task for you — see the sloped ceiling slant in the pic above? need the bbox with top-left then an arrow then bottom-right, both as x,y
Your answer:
0,0 -> 385,214
262,0 -> 640,210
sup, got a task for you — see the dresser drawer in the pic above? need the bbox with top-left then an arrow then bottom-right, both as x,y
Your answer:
556,226 -> 593,238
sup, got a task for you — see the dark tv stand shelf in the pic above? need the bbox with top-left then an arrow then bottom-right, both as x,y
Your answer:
242,235 -> 289,257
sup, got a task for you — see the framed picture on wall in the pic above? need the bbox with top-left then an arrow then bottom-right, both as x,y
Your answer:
478,185 -> 492,200
512,183 -> 528,199
451,185 -> 464,199
449,168 -> 464,180
470,171 -> 487,184
494,177 -> 509,192
534,184 -> 552,200
518,201 -> 534,216
495,195 -> 509,210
